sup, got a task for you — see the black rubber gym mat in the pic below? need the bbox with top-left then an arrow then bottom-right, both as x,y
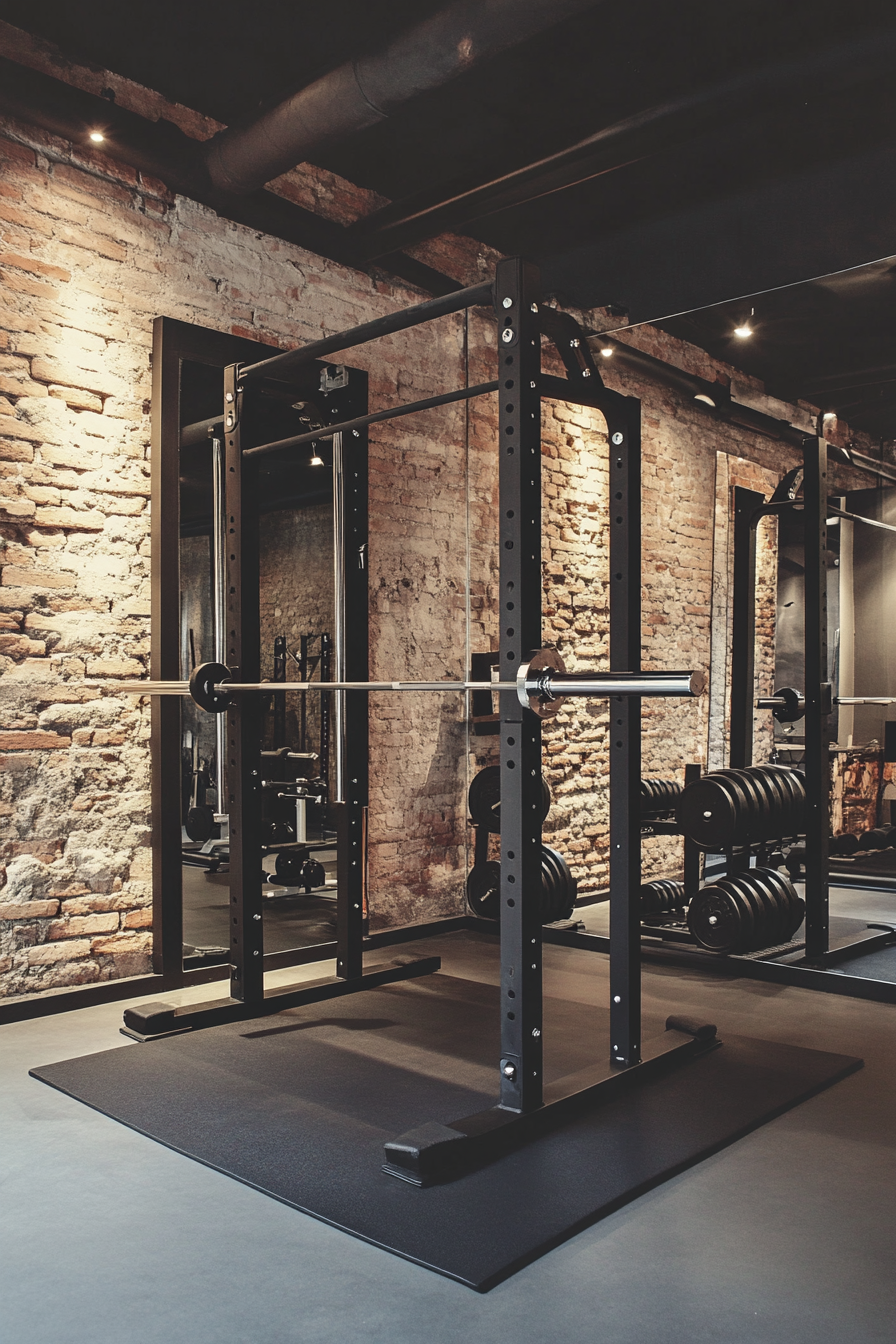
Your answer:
30,974 -> 860,1291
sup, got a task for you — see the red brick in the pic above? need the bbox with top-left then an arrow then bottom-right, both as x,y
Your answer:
0,730 -> 69,749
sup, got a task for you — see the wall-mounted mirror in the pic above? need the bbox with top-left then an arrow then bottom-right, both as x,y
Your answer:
151,319 -> 367,979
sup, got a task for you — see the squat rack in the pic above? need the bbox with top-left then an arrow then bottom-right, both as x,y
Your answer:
122,257 -> 712,1185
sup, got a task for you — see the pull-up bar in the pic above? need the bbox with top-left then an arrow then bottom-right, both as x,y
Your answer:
239,279 -> 494,382
244,379 -> 498,460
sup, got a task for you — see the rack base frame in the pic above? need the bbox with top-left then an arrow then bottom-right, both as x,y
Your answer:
383,1017 -> 719,1186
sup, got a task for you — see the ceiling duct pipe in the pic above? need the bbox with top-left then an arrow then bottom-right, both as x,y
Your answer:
204,0 -> 602,194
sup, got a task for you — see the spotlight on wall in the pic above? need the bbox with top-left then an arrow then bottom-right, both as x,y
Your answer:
310,444 -> 324,466
89,130 -> 105,143
823,411 -> 836,421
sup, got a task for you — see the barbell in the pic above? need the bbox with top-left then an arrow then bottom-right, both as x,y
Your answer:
116,649 -> 705,717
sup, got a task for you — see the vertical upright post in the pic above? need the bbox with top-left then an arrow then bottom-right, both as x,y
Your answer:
299,633 -> 308,753
606,398 -> 642,1067
320,632 -> 331,792
211,437 -> 228,826
496,256 -> 544,1112
223,363 -> 264,1003
150,319 -> 185,979
803,436 -> 831,961
730,487 -> 766,769
683,763 -> 701,902
272,635 -> 286,750
336,396 -> 368,982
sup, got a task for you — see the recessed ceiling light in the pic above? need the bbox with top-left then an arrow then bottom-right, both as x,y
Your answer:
733,324 -> 752,339
694,393 -> 717,407
823,411 -> 836,421
89,131 -> 105,143
600,347 -> 614,358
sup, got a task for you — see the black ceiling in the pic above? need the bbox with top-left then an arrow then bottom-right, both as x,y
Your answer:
4,0 -> 896,438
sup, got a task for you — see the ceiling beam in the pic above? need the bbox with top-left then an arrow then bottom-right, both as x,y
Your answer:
344,21 -> 896,262
0,55 -> 460,297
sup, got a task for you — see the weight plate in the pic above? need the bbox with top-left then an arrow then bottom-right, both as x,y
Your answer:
185,804 -> 214,843
712,877 -> 758,951
468,765 -> 551,833
760,867 -> 804,942
744,868 -> 789,947
301,859 -> 326,891
766,867 -> 804,941
718,873 -> 766,949
745,767 -> 783,841
765,766 -> 806,836
539,847 -> 559,923
735,770 -> 772,842
717,770 -> 766,844
687,885 -> 742,953
542,844 -> 575,921
189,661 -> 232,714
466,860 -> 502,920
752,768 -> 789,840
676,775 -> 741,850
468,766 -> 502,832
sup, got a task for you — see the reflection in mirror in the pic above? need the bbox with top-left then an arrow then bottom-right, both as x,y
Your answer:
176,358 -> 348,966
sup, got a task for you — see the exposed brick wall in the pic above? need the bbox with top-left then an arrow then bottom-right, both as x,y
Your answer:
0,29 -> 880,990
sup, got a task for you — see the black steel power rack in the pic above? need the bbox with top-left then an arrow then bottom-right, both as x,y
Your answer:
116,257 -> 718,1186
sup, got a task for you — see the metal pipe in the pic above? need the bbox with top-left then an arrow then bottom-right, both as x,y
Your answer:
243,380 -> 499,458
348,22 -> 896,261
332,433 -> 346,804
181,415 -> 224,448
203,0 -> 604,195
239,280 -> 493,382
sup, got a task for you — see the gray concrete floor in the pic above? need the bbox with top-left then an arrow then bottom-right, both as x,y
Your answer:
4,894 -> 896,1344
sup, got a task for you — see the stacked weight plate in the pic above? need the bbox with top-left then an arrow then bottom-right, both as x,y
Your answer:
465,845 -> 576,923
640,879 -> 687,917
686,867 -> 805,954
675,764 -> 806,851
468,764 -> 551,833
640,778 -> 682,817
